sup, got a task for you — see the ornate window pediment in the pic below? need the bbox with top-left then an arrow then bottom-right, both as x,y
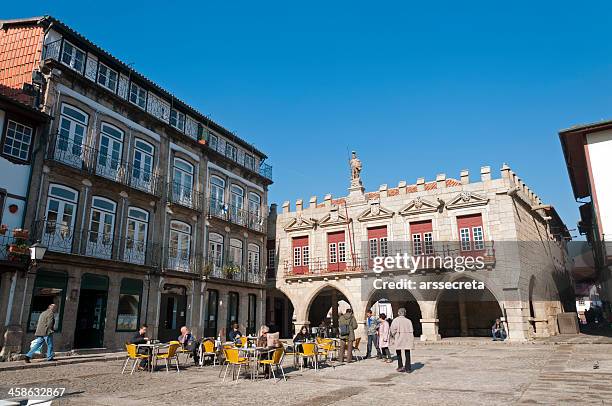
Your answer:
284,213 -> 316,232
357,201 -> 394,222
318,206 -> 350,228
446,191 -> 489,210
399,197 -> 439,216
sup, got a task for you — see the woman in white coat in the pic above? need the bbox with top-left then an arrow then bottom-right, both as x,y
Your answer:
390,308 -> 415,372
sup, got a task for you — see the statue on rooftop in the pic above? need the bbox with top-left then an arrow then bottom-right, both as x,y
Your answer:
350,151 -> 362,183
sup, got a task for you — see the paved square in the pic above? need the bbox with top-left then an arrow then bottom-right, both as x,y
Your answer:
1,343 -> 611,405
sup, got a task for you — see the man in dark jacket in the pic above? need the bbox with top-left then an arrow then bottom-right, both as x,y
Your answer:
337,309 -> 358,363
130,324 -> 150,369
24,304 -> 56,363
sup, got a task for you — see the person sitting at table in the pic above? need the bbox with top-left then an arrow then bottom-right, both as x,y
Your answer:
228,323 -> 243,343
293,325 -> 311,344
178,326 -> 199,365
130,324 -> 150,370
256,325 -> 270,348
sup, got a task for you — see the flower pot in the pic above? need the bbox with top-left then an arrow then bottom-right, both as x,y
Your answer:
13,229 -> 29,240
8,244 -> 28,255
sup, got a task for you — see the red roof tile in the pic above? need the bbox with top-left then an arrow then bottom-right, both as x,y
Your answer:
0,25 -> 43,103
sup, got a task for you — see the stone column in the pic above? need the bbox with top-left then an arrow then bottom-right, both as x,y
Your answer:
504,301 -> 528,341
331,290 -> 339,328
419,301 -> 440,341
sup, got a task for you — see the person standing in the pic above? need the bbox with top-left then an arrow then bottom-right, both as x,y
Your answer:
378,313 -> 392,363
365,310 -> 381,359
390,308 -> 414,372
24,304 -> 56,363
337,309 -> 357,363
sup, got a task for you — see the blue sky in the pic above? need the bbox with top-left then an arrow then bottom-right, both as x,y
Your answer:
6,1 -> 612,235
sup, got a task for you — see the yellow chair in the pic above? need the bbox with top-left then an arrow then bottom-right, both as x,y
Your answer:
222,348 -> 249,382
199,340 -> 217,367
122,344 -> 148,375
258,347 -> 286,382
317,340 -> 336,364
155,343 -> 181,372
299,343 -> 318,371
239,336 -> 248,347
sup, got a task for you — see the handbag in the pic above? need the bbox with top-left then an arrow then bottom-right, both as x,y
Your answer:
339,324 -> 349,337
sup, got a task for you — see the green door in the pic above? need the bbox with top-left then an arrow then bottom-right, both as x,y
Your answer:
74,274 -> 108,349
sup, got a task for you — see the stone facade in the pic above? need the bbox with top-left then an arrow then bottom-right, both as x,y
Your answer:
0,16 -> 271,357
269,162 -> 575,342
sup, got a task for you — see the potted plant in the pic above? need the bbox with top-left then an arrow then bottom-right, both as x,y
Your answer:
0,224 -> 7,236
222,263 -> 241,280
202,262 -> 213,277
7,241 -> 29,262
13,228 -> 29,240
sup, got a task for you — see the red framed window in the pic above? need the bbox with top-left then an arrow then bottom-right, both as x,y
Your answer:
327,231 -> 346,271
367,226 -> 388,259
410,220 -> 433,255
292,236 -> 309,274
457,214 -> 485,253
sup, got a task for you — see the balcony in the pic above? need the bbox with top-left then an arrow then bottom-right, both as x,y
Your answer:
165,250 -> 200,273
34,220 -> 161,267
203,256 -> 265,284
168,182 -> 204,211
49,134 -> 162,196
0,228 -> 31,263
282,241 -> 496,278
207,198 -> 266,233
207,140 -> 273,181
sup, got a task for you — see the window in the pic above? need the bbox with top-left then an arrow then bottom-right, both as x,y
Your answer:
267,247 -> 275,270
27,271 -> 67,332
248,192 -> 261,216
247,294 -> 257,336
291,236 -> 309,274
457,214 -> 485,252
209,176 -> 226,217
97,63 -> 118,92
116,278 -> 143,331
97,123 -> 124,180
43,184 -> 79,253
169,220 -> 191,270
170,109 -> 185,132
87,196 -> 116,259
229,238 -> 243,270
380,237 -> 388,257
248,243 -> 260,273
244,153 -> 255,171
208,133 -> 218,151
410,220 -> 434,255
124,207 -> 149,265
230,185 -> 244,225
56,103 -> 88,168
225,142 -> 238,161
3,120 -> 33,161
338,241 -> 346,263
172,158 -> 194,207
131,138 -> 155,193
367,226 -> 388,260
208,232 -> 224,270
61,41 -> 85,73
129,82 -> 147,109
329,243 -> 337,263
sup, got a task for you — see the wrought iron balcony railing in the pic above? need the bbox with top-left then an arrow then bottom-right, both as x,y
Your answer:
168,181 -> 204,211
203,256 -> 265,284
207,198 -> 266,233
0,228 -> 31,263
33,219 -> 161,267
206,139 -> 273,181
282,241 -> 496,277
48,133 -> 162,196
42,39 -> 62,61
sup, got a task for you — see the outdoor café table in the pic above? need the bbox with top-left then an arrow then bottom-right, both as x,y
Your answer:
238,347 -> 274,380
137,342 -> 166,372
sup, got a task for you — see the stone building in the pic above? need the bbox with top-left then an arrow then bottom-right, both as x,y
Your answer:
0,16 -> 272,355
268,154 -> 574,341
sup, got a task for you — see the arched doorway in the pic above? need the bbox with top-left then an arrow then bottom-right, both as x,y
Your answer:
266,289 -> 295,338
436,277 -> 502,337
307,286 -> 352,335
367,289 -> 422,337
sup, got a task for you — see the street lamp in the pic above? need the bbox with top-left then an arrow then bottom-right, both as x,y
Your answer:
29,241 -> 47,265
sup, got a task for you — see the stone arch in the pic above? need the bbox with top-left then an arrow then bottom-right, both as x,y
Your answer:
435,275 -> 503,338
304,283 -> 355,331
366,287 -> 423,337
266,288 -> 296,338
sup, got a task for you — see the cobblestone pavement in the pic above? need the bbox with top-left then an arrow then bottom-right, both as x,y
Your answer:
0,343 -> 611,405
